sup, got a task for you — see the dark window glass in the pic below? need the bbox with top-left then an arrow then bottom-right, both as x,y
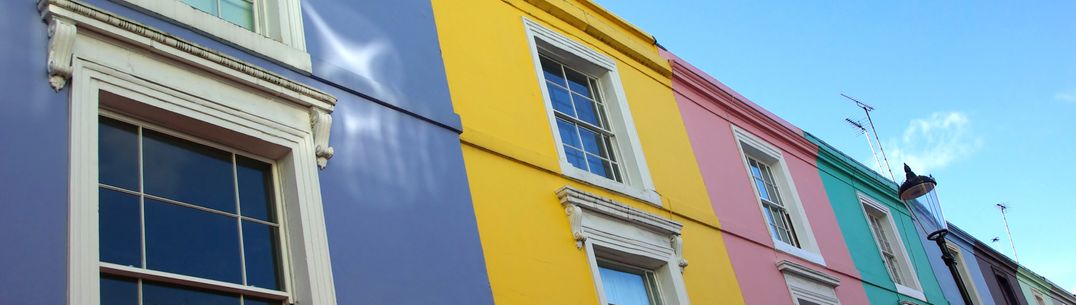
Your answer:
573,95 -> 600,127
99,117 -> 140,191
579,129 -> 604,156
797,299 -> 823,305
143,280 -> 240,305
243,221 -> 282,290
100,275 -> 138,305
143,129 -> 235,213
540,56 -> 566,86
548,84 -> 575,116
145,198 -> 241,284
244,297 -> 283,305
237,156 -> 275,222
564,68 -> 592,97
557,119 -> 582,149
598,265 -> 654,305
100,188 -> 142,267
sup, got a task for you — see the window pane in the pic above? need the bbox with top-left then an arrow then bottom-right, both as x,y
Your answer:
564,146 -> 586,170
99,117 -> 140,191
598,266 -> 654,305
540,56 -> 566,86
183,0 -> 219,15
573,94 -> 601,127
101,275 -> 138,305
100,188 -> 142,267
556,119 -> 582,148
237,156 -> 275,222
578,129 -> 605,156
143,280 -> 241,305
797,299 -> 823,305
754,177 -> 770,202
243,221 -> 282,290
145,198 -> 241,284
548,84 -> 575,116
244,297 -> 284,305
220,0 -> 254,30
564,68 -> 592,98
143,129 -> 236,213
586,154 -> 610,178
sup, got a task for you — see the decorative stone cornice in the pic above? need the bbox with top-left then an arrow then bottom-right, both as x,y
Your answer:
37,0 -> 336,108
557,186 -> 683,236
310,108 -> 334,169
777,260 -> 841,287
44,15 -> 76,91
558,186 -> 687,272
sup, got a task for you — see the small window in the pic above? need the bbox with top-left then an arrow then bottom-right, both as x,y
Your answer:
597,260 -> 663,305
182,0 -> 256,30
525,18 -> 659,204
860,196 -> 923,299
117,0 -> 311,70
734,128 -> 822,264
747,157 -> 799,247
98,116 -> 287,304
996,274 -> 1021,305
541,55 -> 622,182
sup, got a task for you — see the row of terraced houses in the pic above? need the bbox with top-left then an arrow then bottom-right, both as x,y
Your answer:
1,0 -> 1072,305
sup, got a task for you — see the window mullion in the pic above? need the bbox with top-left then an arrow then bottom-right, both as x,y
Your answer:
138,125 -> 147,269
233,154 -> 248,286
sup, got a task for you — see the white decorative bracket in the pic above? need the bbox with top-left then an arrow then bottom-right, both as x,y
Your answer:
565,204 -> 585,248
310,107 -> 334,169
44,15 -> 76,91
671,235 -> 688,272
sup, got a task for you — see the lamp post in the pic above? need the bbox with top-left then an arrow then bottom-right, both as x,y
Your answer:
897,164 -> 975,305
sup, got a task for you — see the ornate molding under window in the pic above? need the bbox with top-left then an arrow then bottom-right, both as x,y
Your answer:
39,0 -> 337,168
777,260 -> 840,287
556,186 -> 687,271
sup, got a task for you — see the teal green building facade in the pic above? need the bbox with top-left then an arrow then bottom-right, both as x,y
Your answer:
809,133 -> 948,305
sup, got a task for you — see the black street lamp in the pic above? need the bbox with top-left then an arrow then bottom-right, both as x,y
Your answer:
898,164 -> 976,305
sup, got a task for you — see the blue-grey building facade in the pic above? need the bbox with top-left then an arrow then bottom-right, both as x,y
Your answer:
0,0 -> 495,304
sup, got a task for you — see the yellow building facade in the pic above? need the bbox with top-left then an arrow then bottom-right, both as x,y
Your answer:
432,1 -> 746,304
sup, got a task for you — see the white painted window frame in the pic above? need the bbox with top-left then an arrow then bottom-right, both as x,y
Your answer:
558,187 -> 691,305
946,244 -> 987,305
51,4 -> 338,303
523,18 -> 661,206
117,0 -> 312,71
778,261 -> 842,305
858,194 -> 926,301
732,127 -> 824,266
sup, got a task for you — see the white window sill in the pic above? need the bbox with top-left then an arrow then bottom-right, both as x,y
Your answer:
563,166 -> 662,206
896,284 -> 927,302
774,240 -> 826,267
119,0 -> 312,72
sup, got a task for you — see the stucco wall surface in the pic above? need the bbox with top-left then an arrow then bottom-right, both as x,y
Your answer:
432,0 -> 746,304
666,51 -> 870,305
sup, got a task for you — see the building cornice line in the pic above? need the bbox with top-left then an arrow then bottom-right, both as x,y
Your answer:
515,0 -> 670,77
669,61 -> 817,158
39,0 -> 336,109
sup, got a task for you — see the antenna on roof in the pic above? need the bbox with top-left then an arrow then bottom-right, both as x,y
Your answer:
845,118 -> 885,174
997,203 -> 1020,263
842,93 -> 895,181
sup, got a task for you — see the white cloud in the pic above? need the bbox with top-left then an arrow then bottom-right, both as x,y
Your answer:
871,112 -> 983,176
1056,91 -> 1076,103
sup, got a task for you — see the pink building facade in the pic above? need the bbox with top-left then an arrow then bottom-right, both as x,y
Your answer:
666,50 -> 871,305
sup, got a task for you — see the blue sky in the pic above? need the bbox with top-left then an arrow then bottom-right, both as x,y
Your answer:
594,0 -> 1076,292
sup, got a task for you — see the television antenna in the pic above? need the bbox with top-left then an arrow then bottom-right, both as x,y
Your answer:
996,203 -> 1019,263
845,118 -> 885,174
842,93 -> 895,181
